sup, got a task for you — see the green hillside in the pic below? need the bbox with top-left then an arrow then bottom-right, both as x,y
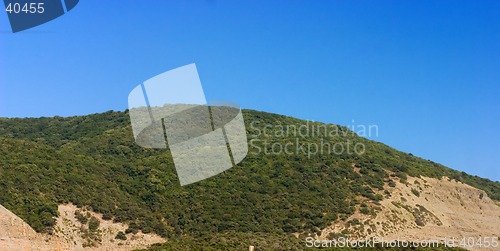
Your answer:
136,231 -> 467,251
0,109 -> 498,249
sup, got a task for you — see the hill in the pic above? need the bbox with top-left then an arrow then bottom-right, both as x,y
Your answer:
0,109 -> 498,250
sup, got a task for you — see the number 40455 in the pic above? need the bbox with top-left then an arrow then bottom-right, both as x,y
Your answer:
6,3 -> 45,14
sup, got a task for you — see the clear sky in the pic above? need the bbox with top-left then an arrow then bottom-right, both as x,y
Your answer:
0,1 -> 499,181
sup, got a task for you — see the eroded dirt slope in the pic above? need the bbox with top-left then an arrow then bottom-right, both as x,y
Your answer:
0,204 -> 164,251
322,176 -> 500,250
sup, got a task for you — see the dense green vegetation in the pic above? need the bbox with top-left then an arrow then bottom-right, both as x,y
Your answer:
0,109 -> 498,248
135,231 -> 467,251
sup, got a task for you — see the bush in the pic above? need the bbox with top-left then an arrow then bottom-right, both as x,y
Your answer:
88,216 -> 100,232
115,231 -> 127,240
411,189 -> 420,197
360,207 -> 370,215
75,210 -> 88,225
388,180 -> 396,187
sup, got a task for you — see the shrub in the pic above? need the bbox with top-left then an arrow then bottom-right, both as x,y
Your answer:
388,180 -> 396,187
75,210 -> 88,225
411,189 -> 420,197
360,207 -> 370,215
115,231 -> 127,240
88,216 -> 100,232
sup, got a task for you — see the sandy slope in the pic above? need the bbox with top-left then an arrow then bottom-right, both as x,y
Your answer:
0,204 -> 164,251
322,176 -> 500,250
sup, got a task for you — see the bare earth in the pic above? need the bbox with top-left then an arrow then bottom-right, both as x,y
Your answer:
322,176 -> 500,250
0,204 -> 164,251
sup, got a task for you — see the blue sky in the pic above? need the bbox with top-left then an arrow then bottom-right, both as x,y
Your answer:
0,0 -> 499,181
